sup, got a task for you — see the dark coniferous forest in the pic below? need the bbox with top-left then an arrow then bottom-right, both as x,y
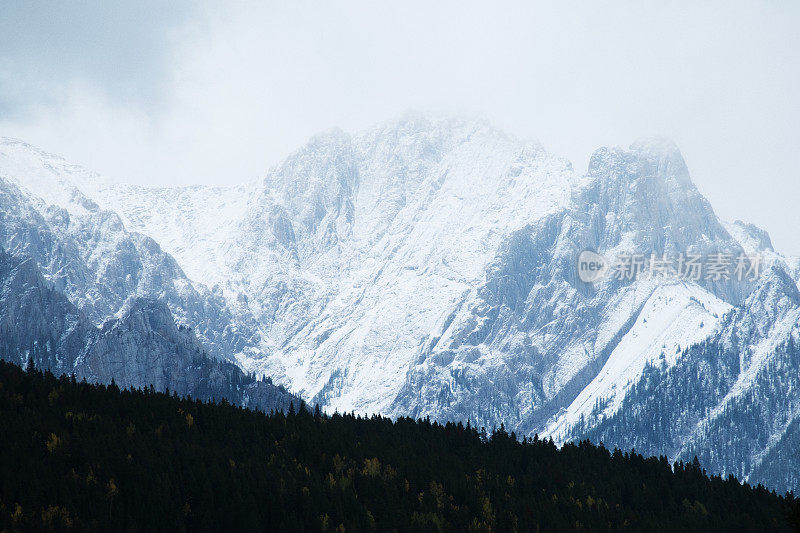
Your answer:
0,360 -> 797,532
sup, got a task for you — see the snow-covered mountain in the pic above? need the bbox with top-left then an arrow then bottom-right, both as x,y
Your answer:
0,247 -> 298,413
1,115 -> 798,491
0,138 -> 264,361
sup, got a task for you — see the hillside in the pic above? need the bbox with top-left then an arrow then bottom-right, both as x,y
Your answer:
0,360 -> 795,532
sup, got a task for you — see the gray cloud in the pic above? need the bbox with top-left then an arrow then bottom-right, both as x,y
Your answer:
0,0 -> 193,109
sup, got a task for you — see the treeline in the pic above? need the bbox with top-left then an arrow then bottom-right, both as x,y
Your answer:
0,360 -> 797,532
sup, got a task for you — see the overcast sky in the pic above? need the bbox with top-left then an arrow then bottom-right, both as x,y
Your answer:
1,1 -> 799,254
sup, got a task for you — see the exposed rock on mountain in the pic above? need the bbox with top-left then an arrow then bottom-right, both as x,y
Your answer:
0,247 -> 298,413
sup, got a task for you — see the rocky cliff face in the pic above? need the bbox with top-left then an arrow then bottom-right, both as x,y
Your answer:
0,247 -> 298,413
0,138 -> 258,361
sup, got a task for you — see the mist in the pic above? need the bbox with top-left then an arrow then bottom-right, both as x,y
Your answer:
1,1 -> 798,253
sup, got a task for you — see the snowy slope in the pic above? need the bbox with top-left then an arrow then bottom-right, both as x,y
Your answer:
0,120 -> 757,421
0,138 -> 256,361
2,116 -> 798,491
48,117 -> 745,430
545,280 -> 731,440
72,116 -> 581,415
580,262 -> 800,493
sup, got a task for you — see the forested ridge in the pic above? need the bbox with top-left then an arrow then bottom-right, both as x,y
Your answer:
0,360 -> 796,532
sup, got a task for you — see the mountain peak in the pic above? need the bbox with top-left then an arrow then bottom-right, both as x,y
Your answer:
588,137 -> 691,188
356,112 -> 544,157
746,264 -> 800,310
0,137 -> 64,161
725,220 -> 775,254
629,136 -> 681,157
